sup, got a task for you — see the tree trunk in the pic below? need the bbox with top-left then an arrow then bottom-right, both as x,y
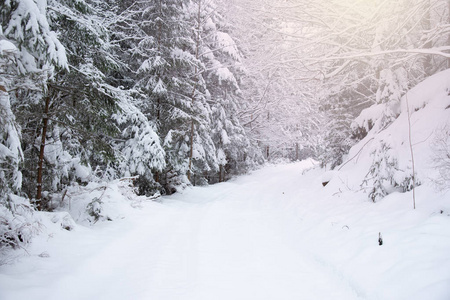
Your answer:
219,164 -> 223,182
154,171 -> 159,184
36,94 -> 51,210
405,93 -> 416,209
188,118 -> 195,181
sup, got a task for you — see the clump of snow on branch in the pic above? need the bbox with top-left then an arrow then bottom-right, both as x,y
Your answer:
4,0 -> 67,71
114,94 -> 166,178
215,32 -> 240,61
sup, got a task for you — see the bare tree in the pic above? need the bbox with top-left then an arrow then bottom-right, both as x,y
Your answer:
224,0 -> 449,162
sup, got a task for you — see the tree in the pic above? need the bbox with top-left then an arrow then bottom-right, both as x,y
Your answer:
189,0 -> 255,181
0,40 -> 22,202
225,0 -> 449,163
0,0 -> 67,247
1,0 -> 68,209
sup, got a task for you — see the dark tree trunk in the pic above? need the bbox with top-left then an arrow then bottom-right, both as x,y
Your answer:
154,171 -> 159,184
36,94 -> 51,210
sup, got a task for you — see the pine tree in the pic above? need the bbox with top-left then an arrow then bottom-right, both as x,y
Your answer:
1,0 -> 68,209
114,0 -> 210,190
0,0 -> 67,245
0,40 -> 22,201
187,0 -> 257,182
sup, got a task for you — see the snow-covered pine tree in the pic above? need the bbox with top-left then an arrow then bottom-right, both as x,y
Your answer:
0,37 -> 22,202
317,97 -> 354,170
16,0 -> 131,209
1,0 -> 68,210
114,96 -> 166,196
115,0 -> 213,191
0,0 -> 67,246
41,0 -> 167,199
188,0 -> 253,182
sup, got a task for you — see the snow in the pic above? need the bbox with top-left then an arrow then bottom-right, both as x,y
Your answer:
4,0 -> 67,69
215,31 -> 240,60
216,66 -> 238,87
0,90 -> 22,162
345,69 -> 450,201
352,103 -> 385,132
204,17 -> 216,31
0,40 -> 17,54
1,159 -> 449,300
0,85 -> 23,192
192,141 -> 206,161
152,78 -> 167,94
400,68 -> 450,112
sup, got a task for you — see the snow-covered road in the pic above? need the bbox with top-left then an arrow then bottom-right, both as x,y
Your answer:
1,161 -> 450,300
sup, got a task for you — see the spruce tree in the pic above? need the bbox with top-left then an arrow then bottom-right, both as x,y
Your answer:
193,0 -> 252,180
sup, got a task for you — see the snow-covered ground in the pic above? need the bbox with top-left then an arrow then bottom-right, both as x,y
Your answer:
1,160 -> 449,300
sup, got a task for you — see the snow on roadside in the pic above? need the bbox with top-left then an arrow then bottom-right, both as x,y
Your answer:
293,167 -> 450,300
345,69 -> 450,200
0,159 -> 449,300
304,68 -> 450,299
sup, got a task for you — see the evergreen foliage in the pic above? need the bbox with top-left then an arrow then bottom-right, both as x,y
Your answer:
0,0 -> 256,225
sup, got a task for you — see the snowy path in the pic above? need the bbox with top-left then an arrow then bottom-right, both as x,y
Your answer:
1,161 -> 450,300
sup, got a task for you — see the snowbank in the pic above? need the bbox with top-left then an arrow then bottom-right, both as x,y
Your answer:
53,179 -> 156,226
343,69 -> 450,201
0,178 -> 156,260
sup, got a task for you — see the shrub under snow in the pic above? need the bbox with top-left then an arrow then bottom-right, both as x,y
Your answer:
0,195 -> 40,251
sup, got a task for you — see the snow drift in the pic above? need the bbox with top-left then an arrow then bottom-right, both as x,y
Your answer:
342,69 -> 450,202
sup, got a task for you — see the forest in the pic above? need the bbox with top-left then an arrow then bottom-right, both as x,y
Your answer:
1,0 -> 450,275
